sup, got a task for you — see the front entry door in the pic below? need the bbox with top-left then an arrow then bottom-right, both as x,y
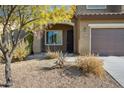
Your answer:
67,29 -> 74,53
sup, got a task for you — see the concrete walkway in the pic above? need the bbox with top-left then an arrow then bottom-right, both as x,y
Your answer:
100,56 -> 124,87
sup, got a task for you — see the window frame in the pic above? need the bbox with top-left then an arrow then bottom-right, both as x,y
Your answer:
45,30 -> 63,46
86,5 -> 107,9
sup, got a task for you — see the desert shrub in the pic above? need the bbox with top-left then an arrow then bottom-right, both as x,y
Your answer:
45,46 -> 60,59
13,40 -> 30,61
0,40 -> 30,62
45,51 -> 60,59
52,52 -> 67,68
76,55 -> 105,79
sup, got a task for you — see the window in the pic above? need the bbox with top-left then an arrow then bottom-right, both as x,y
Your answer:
86,5 -> 106,9
45,30 -> 63,45
50,5 -> 70,11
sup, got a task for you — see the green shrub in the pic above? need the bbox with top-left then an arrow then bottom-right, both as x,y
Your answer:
25,32 -> 33,54
76,55 -> 105,79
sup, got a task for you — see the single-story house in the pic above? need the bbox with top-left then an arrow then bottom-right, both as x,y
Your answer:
33,5 -> 124,56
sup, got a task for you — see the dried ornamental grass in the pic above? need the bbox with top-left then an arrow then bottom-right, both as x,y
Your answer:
76,55 -> 105,79
0,40 -> 30,62
45,51 -> 60,59
13,40 -> 30,61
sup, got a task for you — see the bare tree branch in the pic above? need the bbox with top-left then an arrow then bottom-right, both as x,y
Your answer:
22,18 -> 39,27
1,5 -> 17,48
2,6 -> 7,22
9,32 -> 30,56
3,6 -> 17,34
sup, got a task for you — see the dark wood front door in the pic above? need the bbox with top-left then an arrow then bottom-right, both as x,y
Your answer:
67,29 -> 74,53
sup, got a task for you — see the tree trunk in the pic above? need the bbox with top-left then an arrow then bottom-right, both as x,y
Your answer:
5,54 -> 12,87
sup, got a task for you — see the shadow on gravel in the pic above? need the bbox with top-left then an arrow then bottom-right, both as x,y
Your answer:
0,62 -> 5,64
0,84 -> 6,88
62,66 -> 82,77
40,67 -> 55,71
39,65 -> 82,77
38,63 -> 87,79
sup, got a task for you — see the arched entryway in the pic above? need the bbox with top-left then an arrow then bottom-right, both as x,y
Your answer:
42,23 -> 74,53
32,22 -> 75,54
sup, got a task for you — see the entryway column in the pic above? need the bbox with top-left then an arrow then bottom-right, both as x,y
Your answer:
33,31 -> 43,54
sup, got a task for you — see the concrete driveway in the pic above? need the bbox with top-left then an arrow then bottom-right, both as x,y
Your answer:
100,56 -> 124,87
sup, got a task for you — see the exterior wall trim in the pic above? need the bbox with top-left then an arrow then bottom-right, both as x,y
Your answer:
88,23 -> 124,54
89,23 -> 124,28
57,22 -> 74,26
48,22 -> 74,26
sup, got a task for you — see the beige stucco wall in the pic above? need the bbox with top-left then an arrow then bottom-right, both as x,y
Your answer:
78,19 -> 124,55
33,31 -> 43,54
121,5 -> 124,12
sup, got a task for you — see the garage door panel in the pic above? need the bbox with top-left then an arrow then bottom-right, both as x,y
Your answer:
91,28 -> 124,56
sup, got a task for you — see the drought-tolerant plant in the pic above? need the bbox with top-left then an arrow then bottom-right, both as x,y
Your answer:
52,51 -> 67,68
45,46 -> 59,59
76,55 -> 105,79
0,40 -> 30,62
13,40 -> 30,61
45,50 -> 60,59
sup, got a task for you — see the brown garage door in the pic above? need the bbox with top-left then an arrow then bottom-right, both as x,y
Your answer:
91,28 -> 124,56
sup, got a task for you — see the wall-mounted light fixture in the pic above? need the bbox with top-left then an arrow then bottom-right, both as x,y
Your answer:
83,27 -> 87,32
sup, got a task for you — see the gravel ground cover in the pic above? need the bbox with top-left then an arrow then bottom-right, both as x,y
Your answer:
0,59 -> 121,88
